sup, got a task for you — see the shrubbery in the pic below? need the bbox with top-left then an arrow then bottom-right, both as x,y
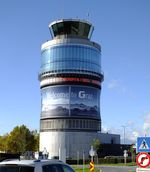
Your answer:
99,157 -> 132,164
67,157 -> 132,165
67,159 -> 90,165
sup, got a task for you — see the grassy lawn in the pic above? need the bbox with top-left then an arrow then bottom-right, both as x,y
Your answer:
97,162 -> 137,166
72,167 -> 99,172
71,162 -> 136,167
72,163 -> 137,172
73,166 -> 136,172
73,167 -> 136,172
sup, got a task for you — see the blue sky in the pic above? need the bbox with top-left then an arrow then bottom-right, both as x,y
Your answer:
0,0 -> 150,144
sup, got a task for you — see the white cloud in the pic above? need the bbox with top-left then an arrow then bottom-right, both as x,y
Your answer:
132,131 -> 139,138
142,112 -> 150,133
107,79 -> 137,100
102,112 -> 150,144
101,124 -> 121,135
143,123 -> 150,132
126,120 -> 135,126
125,113 -> 150,143
125,131 -> 140,143
108,79 -> 120,89
102,120 -> 143,144
107,79 -> 126,95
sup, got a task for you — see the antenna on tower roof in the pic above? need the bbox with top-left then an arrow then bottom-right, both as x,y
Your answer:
87,12 -> 90,21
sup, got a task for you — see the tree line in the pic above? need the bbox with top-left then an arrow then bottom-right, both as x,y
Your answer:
0,125 -> 39,154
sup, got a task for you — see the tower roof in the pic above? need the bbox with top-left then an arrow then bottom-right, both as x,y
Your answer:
49,19 -> 94,39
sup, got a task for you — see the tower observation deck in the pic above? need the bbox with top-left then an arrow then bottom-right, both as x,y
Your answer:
39,19 -> 104,158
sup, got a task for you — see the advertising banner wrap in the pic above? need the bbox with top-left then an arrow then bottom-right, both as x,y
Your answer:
41,85 -> 100,119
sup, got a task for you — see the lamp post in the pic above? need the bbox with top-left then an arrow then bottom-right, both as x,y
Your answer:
121,125 -> 126,145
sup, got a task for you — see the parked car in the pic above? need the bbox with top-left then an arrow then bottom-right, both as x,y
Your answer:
0,159 -> 75,172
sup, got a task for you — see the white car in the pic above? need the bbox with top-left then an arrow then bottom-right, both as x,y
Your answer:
0,159 -> 75,172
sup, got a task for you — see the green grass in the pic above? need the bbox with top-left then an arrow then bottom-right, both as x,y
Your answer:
72,166 -> 99,172
97,162 -> 137,166
71,162 -> 137,172
71,162 -> 137,171
72,166 -> 136,172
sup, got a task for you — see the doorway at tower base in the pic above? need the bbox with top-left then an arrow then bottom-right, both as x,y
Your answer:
40,131 -> 120,159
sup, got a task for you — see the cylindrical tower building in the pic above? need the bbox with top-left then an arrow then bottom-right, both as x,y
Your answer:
39,19 -> 104,158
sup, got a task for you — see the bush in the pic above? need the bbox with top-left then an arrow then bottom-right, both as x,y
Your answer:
98,157 -> 132,164
66,156 -> 132,165
66,159 -> 90,165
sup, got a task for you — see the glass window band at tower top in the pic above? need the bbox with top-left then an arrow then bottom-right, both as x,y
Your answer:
39,19 -> 104,132
49,19 -> 94,39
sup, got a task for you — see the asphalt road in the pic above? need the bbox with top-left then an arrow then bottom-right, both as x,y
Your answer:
97,165 -> 136,172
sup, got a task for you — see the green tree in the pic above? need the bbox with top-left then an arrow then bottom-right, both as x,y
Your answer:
130,144 -> 136,163
0,134 -> 9,152
7,125 -> 39,154
91,138 -> 101,162
91,138 -> 101,152
31,130 -> 39,151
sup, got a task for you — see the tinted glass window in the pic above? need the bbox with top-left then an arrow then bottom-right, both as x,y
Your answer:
43,164 -> 62,172
83,24 -> 90,37
62,165 -> 75,172
0,166 -> 34,172
41,44 -> 101,75
0,166 -> 19,172
21,166 -> 34,172
51,21 -> 91,39
52,25 -> 58,37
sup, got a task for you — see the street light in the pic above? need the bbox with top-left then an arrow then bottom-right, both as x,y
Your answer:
121,125 -> 127,145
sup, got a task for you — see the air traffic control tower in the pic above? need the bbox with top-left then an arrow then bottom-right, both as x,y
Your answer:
39,19 -> 107,158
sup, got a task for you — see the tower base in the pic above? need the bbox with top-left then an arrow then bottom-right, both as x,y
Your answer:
40,131 -> 120,159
